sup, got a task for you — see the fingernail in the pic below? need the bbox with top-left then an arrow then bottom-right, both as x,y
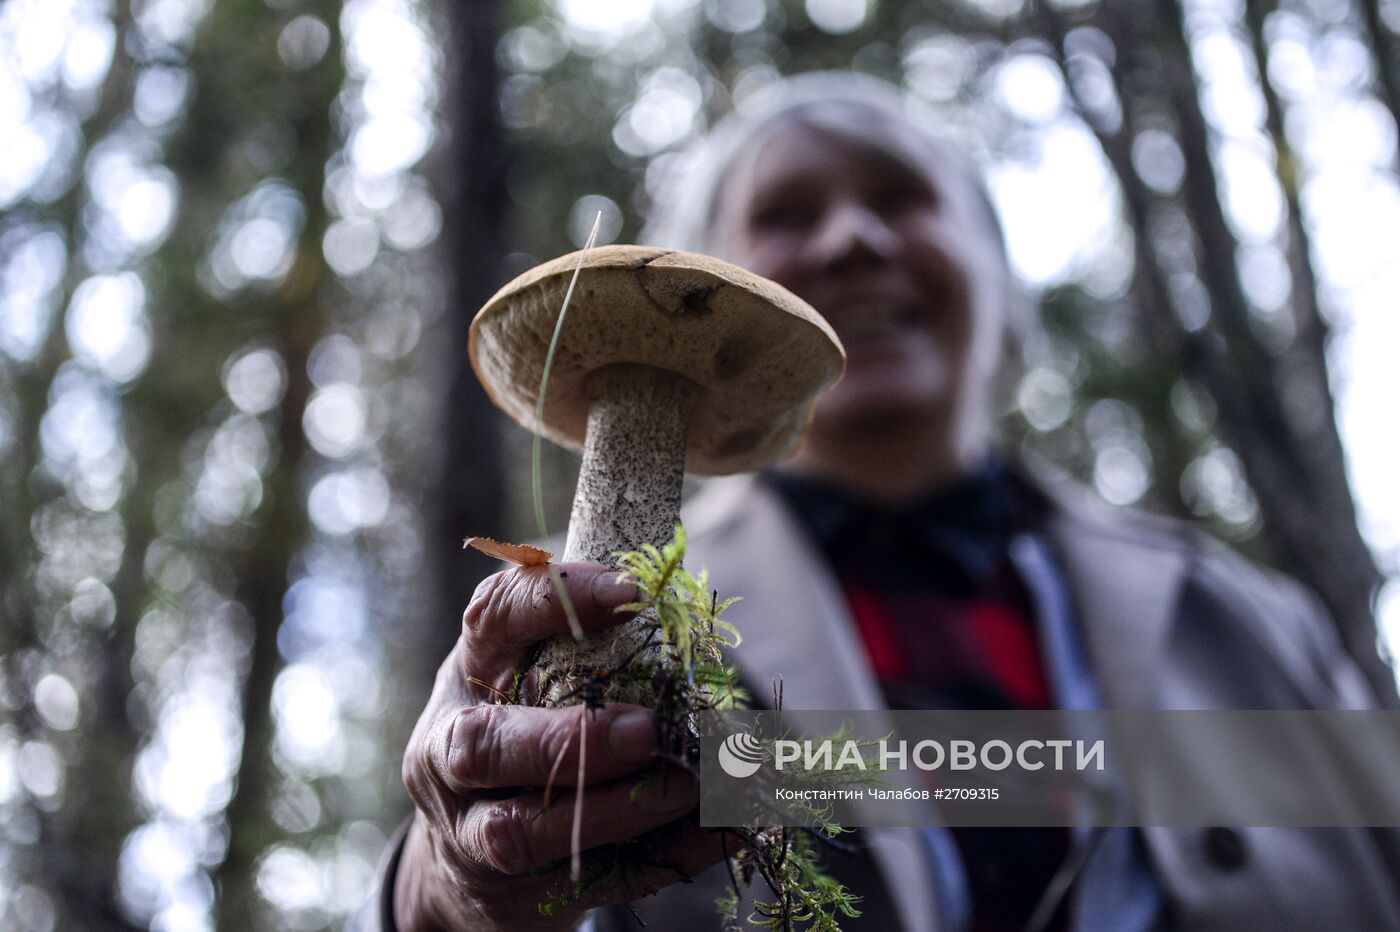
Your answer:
592,572 -> 638,608
608,710 -> 655,758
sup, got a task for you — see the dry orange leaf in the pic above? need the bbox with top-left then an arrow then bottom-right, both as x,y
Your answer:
463,536 -> 552,566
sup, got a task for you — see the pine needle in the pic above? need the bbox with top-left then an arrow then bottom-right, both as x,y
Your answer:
572,704 -> 588,881
529,213 -> 604,886
532,211 -> 603,641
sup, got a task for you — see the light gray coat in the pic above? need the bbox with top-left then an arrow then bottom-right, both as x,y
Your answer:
593,470 -> 1400,931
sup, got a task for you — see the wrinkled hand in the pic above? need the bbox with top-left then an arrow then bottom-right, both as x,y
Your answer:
394,563 -> 723,931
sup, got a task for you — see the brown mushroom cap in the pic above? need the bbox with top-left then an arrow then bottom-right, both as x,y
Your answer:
469,244 -> 846,476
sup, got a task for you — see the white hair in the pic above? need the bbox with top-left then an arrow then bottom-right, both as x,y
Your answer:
642,71 -> 1006,254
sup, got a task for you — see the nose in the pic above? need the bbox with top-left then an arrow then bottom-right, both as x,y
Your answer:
807,199 -> 900,272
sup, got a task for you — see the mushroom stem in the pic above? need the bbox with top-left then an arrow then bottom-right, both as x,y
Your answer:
539,363 -> 696,705
562,363 -> 697,563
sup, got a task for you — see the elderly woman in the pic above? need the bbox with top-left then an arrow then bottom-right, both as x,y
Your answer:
362,74 -> 1398,931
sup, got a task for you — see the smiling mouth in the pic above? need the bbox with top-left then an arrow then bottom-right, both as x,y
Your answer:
829,302 -> 927,343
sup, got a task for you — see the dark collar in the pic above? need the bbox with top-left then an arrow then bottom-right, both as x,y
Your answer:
759,455 -> 1026,593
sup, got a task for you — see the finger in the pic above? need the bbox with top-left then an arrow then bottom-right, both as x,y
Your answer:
573,817 -> 732,909
460,563 -> 640,674
438,819 -> 732,932
456,766 -> 699,876
430,704 -> 658,793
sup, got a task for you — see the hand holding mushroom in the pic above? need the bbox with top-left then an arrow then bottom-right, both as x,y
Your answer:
394,246 -> 843,931
393,562 -> 715,931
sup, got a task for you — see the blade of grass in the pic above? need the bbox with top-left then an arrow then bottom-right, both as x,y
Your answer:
533,212 -> 603,642
572,704 -> 588,881
534,217 -> 602,890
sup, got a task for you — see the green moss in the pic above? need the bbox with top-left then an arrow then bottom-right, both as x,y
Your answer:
610,525 -> 866,931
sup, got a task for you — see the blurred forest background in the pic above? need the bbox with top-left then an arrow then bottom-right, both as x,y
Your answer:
1,0 -> 1399,928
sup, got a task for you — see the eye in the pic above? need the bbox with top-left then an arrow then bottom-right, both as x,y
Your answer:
750,201 -> 818,232
870,180 -> 937,218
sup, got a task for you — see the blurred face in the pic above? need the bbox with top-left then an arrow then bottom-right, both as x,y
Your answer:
710,120 -> 1010,452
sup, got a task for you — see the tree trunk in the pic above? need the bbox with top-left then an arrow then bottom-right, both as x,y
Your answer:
208,1 -> 343,925
1035,0 -> 1395,702
1357,0 -> 1400,171
1153,0 -> 1394,703
426,0 -> 511,691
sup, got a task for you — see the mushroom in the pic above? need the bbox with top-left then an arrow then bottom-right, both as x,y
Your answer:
470,245 -> 844,704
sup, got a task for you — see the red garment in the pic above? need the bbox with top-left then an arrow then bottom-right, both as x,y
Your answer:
838,562 -> 1068,932
762,462 -> 1071,931
841,565 -> 1054,712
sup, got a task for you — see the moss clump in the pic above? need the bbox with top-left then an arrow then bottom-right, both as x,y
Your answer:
533,524 -> 865,930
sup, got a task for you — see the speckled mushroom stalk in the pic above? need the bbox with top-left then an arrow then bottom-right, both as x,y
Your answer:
541,365 -> 697,704
562,365 -> 697,564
